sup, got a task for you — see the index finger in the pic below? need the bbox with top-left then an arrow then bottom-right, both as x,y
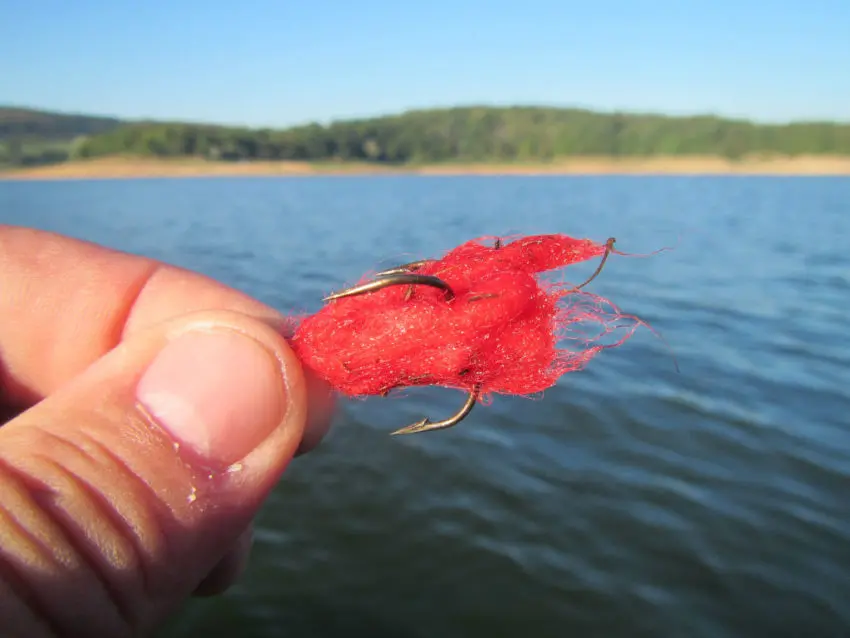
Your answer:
0,225 -> 289,408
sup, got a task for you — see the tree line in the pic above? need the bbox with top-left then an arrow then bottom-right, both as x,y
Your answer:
4,106 -> 850,166
0,107 -> 121,140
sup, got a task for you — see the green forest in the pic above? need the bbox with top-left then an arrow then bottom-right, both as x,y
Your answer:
3,105 -> 850,167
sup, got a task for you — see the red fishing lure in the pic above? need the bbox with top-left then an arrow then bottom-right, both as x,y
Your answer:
291,234 -> 637,435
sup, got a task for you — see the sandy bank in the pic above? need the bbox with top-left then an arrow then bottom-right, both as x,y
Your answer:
3,155 -> 850,181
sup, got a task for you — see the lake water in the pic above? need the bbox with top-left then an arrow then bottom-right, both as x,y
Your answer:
2,175 -> 849,637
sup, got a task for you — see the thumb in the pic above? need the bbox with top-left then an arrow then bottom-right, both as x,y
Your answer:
0,310 -> 309,638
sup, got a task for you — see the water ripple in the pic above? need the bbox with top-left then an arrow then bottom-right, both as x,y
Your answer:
4,175 -> 850,637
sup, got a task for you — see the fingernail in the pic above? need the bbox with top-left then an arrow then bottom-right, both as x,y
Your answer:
136,329 -> 288,466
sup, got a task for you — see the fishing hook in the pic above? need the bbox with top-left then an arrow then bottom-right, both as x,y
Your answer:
390,384 -> 481,436
572,237 -> 616,291
323,272 -> 455,302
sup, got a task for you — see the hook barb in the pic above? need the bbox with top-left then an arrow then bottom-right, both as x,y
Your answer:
390,384 -> 481,436
374,259 -> 434,277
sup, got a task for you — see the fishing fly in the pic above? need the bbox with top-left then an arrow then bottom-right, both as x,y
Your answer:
291,234 -> 638,435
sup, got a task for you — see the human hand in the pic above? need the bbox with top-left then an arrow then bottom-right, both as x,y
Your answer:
0,225 -> 335,637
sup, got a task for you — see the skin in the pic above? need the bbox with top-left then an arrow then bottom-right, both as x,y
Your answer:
0,225 -> 335,637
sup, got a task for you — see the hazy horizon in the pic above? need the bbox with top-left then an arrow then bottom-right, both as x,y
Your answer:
4,101 -> 850,130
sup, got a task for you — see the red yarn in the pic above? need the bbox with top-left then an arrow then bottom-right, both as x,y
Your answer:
290,234 -> 637,401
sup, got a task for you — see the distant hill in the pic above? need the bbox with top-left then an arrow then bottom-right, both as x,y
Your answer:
0,106 -> 124,142
72,105 -> 850,163
3,105 -> 850,168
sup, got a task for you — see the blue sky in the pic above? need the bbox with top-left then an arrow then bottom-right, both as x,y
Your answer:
1,0 -> 848,127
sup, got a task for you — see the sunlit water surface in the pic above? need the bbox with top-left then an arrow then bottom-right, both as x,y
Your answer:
2,175 -> 849,637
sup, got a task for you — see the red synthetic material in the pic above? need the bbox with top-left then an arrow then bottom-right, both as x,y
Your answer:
290,234 -> 637,401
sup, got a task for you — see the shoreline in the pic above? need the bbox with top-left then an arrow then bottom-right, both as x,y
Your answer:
3,155 -> 850,181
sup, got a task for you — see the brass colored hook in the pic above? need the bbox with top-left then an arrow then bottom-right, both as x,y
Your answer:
323,272 -> 455,302
572,237 -> 616,291
390,384 -> 481,435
